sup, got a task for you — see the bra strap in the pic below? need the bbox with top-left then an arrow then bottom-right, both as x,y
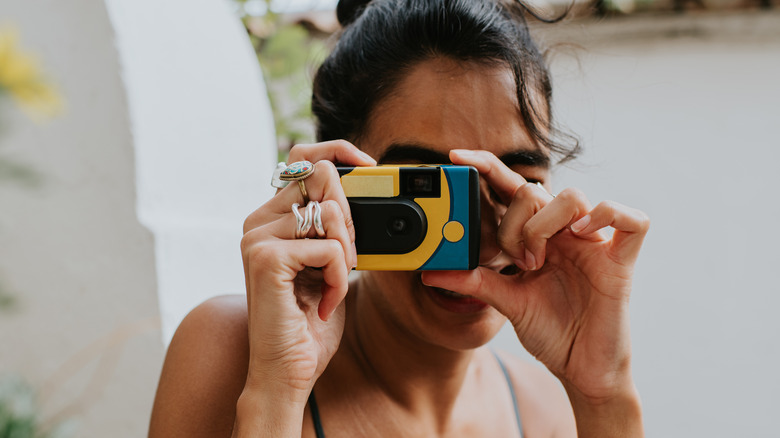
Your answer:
494,351 -> 524,438
309,390 -> 326,438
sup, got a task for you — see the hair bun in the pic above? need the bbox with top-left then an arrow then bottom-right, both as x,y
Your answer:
336,0 -> 371,26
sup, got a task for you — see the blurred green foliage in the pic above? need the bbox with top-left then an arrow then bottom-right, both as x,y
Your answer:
233,0 -> 329,156
0,281 -> 15,311
0,156 -> 39,188
0,376 -> 75,438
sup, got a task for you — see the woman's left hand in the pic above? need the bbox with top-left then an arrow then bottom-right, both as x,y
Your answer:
421,149 -> 650,408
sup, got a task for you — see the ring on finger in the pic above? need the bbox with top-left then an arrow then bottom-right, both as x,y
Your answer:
280,161 -> 315,204
271,162 -> 290,189
310,201 -> 325,238
534,181 -> 556,199
292,203 -> 313,238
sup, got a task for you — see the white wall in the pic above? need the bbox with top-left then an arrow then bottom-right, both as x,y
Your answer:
1,0 -> 276,435
0,1 -> 163,436
104,0 -> 277,344
492,11 -> 780,438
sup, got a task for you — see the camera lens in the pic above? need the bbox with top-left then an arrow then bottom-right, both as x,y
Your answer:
388,217 -> 408,235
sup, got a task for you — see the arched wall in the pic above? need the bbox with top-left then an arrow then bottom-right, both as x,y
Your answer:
0,0 -> 276,435
104,0 -> 277,344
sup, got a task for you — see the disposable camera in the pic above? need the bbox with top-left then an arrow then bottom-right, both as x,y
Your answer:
337,165 -> 480,271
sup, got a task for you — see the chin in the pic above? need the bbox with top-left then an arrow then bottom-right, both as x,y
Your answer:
417,301 -> 507,351
364,271 -> 508,351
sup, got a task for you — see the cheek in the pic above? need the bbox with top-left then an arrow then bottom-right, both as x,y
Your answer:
365,271 -> 420,306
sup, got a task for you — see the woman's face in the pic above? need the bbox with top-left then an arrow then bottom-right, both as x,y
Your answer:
356,57 -> 551,351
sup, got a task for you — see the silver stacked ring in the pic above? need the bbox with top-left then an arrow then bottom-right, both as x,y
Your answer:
310,201 -> 325,237
292,203 -> 311,238
292,201 -> 324,239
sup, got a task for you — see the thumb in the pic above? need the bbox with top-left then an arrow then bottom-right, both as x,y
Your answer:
421,268 -> 529,319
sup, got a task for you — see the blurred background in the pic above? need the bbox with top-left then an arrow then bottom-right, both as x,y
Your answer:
1,0 -> 778,436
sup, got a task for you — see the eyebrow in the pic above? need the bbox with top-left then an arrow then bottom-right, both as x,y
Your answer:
499,150 -> 550,169
377,143 -> 550,169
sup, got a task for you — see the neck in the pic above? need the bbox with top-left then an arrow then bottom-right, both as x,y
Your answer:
337,274 -> 478,423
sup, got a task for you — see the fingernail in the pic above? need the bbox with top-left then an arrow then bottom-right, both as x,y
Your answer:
571,215 -> 591,233
358,150 -> 376,164
351,242 -> 358,268
513,257 -> 529,271
525,249 -> 537,271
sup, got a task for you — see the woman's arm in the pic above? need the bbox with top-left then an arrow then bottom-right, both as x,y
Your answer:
149,295 -> 250,437
564,381 -> 643,438
150,141 -> 374,437
148,296 -> 314,438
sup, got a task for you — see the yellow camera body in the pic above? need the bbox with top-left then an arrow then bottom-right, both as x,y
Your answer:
337,165 -> 480,270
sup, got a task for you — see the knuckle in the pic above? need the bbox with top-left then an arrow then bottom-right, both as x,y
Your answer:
514,182 -> 536,200
320,200 -> 346,224
479,151 -> 499,169
316,159 -> 338,176
325,239 -> 345,258
242,207 -> 266,234
496,226 -> 521,251
239,232 -> 252,254
522,222 -> 540,242
287,143 -> 311,161
243,239 -> 278,267
242,215 -> 254,235
597,200 -> 618,216
514,182 -> 545,207
332,139 -> 354,150
557,187 -> 586,203
476,150 -> 497,160
240,225 -> 269,255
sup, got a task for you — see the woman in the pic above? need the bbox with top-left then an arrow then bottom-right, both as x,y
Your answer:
149,0 -> 649,436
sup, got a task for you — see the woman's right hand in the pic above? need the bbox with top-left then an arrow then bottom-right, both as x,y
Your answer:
237,141 -> 375,410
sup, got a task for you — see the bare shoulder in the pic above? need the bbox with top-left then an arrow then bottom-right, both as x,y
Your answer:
494,350 -> 576,437
149,295 -> 250,438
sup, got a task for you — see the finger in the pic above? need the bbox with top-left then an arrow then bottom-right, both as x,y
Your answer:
421,268 -> 527,319
288,140 -> 377,167
246,162 -> 356,257
278,239 -> 348,321
514,187 -> 601,270
449,149 -> 526,205
248,200 -> 355,269
571,201 -> 650,265
495,182 -> 554,264
241,238 -> 349,317
278,239 -> 349,321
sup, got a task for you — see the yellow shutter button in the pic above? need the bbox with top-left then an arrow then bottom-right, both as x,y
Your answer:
442,221 -> 465,243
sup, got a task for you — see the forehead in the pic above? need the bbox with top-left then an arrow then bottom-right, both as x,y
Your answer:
358,57 -> 543,161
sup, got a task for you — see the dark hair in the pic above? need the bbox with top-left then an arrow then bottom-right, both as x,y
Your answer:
313,0 -> 580,163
